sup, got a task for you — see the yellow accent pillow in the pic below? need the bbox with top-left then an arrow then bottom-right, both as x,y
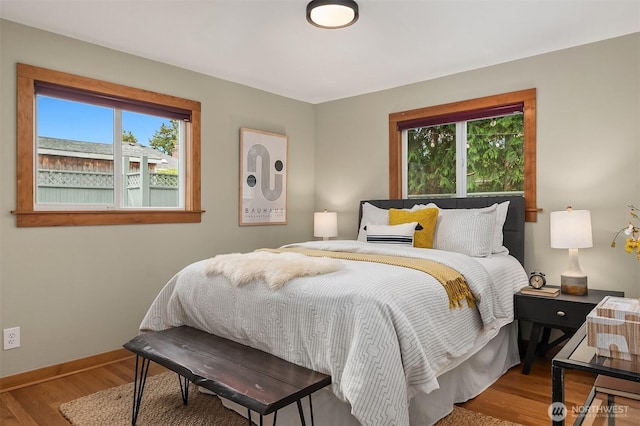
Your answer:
389,208 -> 439,248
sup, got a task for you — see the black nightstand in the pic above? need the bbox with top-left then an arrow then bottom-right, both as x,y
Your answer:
514,286 -> 624,374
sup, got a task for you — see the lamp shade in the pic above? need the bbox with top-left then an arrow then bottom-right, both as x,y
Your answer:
307,0 -> 359,29
550,209 -> 593,249
314,210 -> 338,239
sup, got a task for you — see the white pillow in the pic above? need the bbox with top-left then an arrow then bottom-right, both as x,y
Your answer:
357,202 -> 426,241
492,201 -> 510,254
366,222 -> 418,246
426,201 -> 510,255
357,201 -> 509,254
357,203 -> 389,241
434,204 -> 497,257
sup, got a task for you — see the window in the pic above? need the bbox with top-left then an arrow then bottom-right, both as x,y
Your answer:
404,105 -> 524,196
389,89 -> 539,222
14,63 -> 202,227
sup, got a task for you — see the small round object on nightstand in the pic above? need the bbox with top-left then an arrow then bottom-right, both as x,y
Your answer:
529,271 -> 546,289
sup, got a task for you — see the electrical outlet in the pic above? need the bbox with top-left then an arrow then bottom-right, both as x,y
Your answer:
3,327 -> 20,350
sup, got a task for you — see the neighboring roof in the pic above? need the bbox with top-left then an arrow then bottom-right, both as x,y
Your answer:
37,137 -> 178,168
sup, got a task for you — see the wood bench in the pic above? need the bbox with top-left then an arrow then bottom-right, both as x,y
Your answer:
123,326 -> 331,426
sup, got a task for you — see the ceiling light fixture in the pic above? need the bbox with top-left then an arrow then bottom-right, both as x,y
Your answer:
306,0 -> 359,29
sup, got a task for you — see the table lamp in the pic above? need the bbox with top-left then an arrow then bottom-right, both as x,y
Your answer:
550,207 -> 593,295
314,210 -> 338,240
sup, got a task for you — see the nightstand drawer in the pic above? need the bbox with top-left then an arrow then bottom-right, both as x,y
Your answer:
515,287 -> 624,375
515,297 -> 594,329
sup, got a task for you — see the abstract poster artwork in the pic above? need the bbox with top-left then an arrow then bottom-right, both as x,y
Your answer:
239,128 -> 288,225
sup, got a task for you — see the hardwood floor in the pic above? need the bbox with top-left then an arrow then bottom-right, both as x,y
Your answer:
0,349 -> 595,425
460,347 -> 595,425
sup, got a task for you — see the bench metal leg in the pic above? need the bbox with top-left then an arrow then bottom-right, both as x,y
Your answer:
177,374 -> 189,405
246,408 -> 279,426
295,394 -> 316,426
247,394 -> 313,426
296,400 -> 307,426
131,355 -> 151,425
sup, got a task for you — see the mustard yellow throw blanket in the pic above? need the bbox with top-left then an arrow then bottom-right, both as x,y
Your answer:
264,247 -> 475,309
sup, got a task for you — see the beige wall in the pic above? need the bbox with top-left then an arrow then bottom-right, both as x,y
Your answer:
0,20 -> 316,377
1,19 -> 638,378
314,33 -> 639,300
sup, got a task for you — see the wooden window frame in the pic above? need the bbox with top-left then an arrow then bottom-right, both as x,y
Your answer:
389,88 -> 539,222
13,63 -> 203,227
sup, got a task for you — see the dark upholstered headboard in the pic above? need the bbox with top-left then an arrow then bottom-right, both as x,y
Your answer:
359,196 -> 525,266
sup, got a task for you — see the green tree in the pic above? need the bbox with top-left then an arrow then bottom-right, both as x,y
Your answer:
122,130 -> 137,144
467,115 -> 524,193
407,115 -> 524,196
149,120 -> 178,155
407,124 -> 456,195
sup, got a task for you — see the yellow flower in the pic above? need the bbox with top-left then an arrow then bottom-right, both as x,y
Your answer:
611,205 -> 640,261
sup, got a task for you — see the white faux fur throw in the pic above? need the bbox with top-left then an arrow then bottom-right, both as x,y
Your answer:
203,250 -> 343,289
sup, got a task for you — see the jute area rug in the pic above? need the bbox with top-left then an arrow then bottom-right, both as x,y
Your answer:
60,372 -> 521,426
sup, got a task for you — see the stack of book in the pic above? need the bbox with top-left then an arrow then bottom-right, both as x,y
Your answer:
520,286 -> 560,297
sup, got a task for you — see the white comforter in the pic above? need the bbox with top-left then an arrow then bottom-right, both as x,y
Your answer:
140,240 -> 528,426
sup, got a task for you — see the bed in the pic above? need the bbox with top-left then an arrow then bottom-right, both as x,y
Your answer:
139,195 -> 528,426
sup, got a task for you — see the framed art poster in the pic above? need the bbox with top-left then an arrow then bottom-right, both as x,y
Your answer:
239,128 -> 288,225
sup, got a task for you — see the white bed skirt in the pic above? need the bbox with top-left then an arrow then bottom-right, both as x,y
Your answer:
217,321 -> 520,426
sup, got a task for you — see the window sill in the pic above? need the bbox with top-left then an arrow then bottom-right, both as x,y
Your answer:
11,210 -> 204,227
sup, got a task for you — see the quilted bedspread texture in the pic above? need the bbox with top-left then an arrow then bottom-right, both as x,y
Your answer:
140,240 -> 527,426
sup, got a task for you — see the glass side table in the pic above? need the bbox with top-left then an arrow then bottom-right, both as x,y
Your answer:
552,323 -> 640,426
